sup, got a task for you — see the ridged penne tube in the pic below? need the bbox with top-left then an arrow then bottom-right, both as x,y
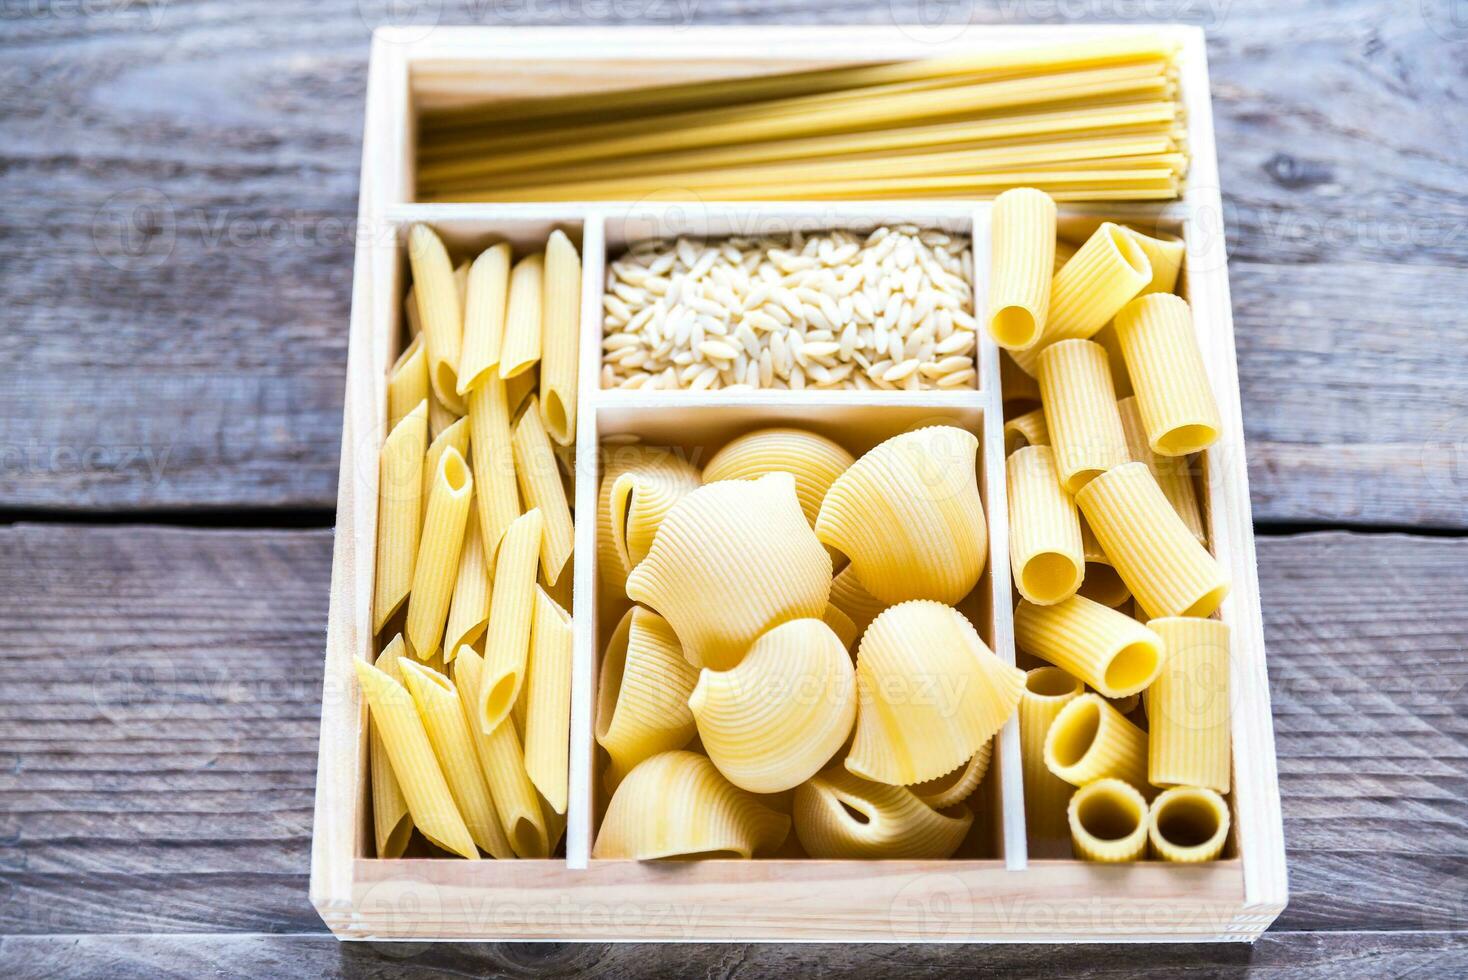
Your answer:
373,401 -> 427,634
1020,666 -> 1084,841
1113,294 -> 1220,456
1147,617 -> 1231,793
1148,786 -> 1230,862
986,187 -> 1056,350
540,230 -> 581,446
479,508 -> 544,732
453,648 -> 550,857
398,660 -> 513,858
1011,221 -> 1151,375
1118,396 -> 1205,544
457,242 -> 511,395
1007,445 -> 1084,605
1014,594 -> 1162,698
689,618 -> 857,794
1045,693 -> 1148,788
1037,339 -> 1129,493
369,638 -> 413,858
1075,461 -> 1230,619
1003,407 -> 1050,456
506,367 -> 539,417
498,252 -> 544,379
1077,515 -> 1131,608
407,224 -> 466,414
593,750 -> 791,860
444,508 -> 491,658
467,377 -> 522,559
421,416 -> 469,524
524,587 -> 573,813
848,600 -> 1024,785
910,739 -> 992,809
611,457 -> 702,574
1123,226 -> 1186,295
822,602 -> 860,650
828,565 -> 886,637
404,284 -> 421,337
595,607 -> 699,790
387,336 -> 428,434
1068,777 -> 1148,862
405,447 -> 473,660
596,445 -> 701,597
352,658 -> 477,859
627,472 -> 831,671
793,766 -> 972,859
512,397 -> 574,585
815,426 -> 987,606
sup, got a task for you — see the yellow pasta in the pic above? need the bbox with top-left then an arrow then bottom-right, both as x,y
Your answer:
1117,395 -> 1206,544
610,454 -> 701,575
428,387 -> 459,440
815,426 -> 987,605
467,377 -> 522,559
512,397 -> 574,586
595,606 -> 700,791
405,447 -> 473,659
822,602 -> 860,650
828,565 -> 887,637
352,658 -> 477,859
910,739 -> 992,809
407,224 -> 466,414
1148,786 -> 1230,862
369,638 -> 413,858
793,765 -> 972,859
1003,407 -> 1050,456
986,187 -> 1056,350
387,335 -> 428,435
1077,515 -> 1131,608
453,648 -> 551,857
627,472 -> 831,671
1113,293 -> 1221,457
593,750 -> 791,860
1037,338 -> 1129,493
1011,221 -> 1152,375
421,415 -> 469,524
540,229 -> 582,446
848,600 -> 1024,785
1014,594 -> 1162,698
1045,692 -> 1148,788
404,283 -> 421,338
1089,322 -> 1133,398
702,426 -> 854,532
689,618 -> 856,794
1007,445 -> 1084,605
1020,666 -> 1084,842
498,252 -> 544,380
1147,617 -> 1231,793
444,508 -> 491,658
596,444 -> 701,597
478,508 -> 544,732
457,242 -> 511,395
373,401 -> 427,634
398,659 -> 514,859
1075,461 -> 1230,619
1123,226 -> 1186,295
1068,777 -> 1149,862
524,587 -> 573,813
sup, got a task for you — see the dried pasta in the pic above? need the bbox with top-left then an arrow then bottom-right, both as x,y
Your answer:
407,224 -> 466,414
405,447 -> 473,659
1007,445 -> 1084,605
1045,692 -> 1148,788
610,454 -> 702,575
1113,293 -> 1221,456
512,397 -> 574,585
540,230 -> 582,445
1077,515 -> 1131,608
458,242 -> 511,395
1148,786 -> 1229,862
821,602 -> 860,650
1068,777 -> 1149,862
373,401 -> 427,633
524,587 -> 573,813
596,444 -> 701,597
1147,617 -> 1231,793
986,187 -> 1056,350
1037,338 -> 1129,493
794,765 -> 972,859
467,377 -> 522,559
910,739 -> 992,809
828,565 -> 887,638
498,252 -> 544,380
1117,395 -> 1206,544
1124,226 -> 1186,295
444,507 -> 491,658
421,416 -> 470,524
478,508 -> 544,732
369,638 -> 413,858
1014,593 -> 1162,698
1003,407 -> 1050,456
387,335 -> 428,434
595,606 -> 700,790
1020,666 -> 1084,841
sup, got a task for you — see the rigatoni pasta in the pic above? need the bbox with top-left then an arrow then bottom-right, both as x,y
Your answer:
1123,227 -> 1185,295
1044,692 -> 1149,788
1014,594 -> 1162,698
986,187 -> 1056,350
1112,293 -> 1221,456
1117,395 -> 1206,544
1003,407 -> 1050,456
1147,617 -> 1231,793
1037,338 -> 1129,493
1148,786 -> 1230,862
1007,445 -> 1084,605
1068,777 -> 1149,862
1020,666 -> 1084,842
1077,515 -> 1131,608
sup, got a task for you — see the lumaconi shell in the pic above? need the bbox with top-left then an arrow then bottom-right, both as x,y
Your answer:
909,739 -> 993,809
794,765 -> 972,859
596,444 -> 700,596
594,607 -> 699,792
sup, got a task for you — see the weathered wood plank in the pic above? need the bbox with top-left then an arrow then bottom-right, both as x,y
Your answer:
1,525 -> 1463,937
0,3 -> 1465,523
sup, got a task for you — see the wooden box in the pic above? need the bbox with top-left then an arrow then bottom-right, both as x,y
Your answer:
310,24 -> 1287,942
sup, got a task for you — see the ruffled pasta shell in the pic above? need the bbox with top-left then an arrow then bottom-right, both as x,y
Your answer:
815,425 -> 987,605
909,739 -> 993,809
594,606 -> 700,791
689,619 -> 856,794
828,565 -> 887,638
626,472 -> 832,670
793,765 -> 972,859
592,750 -> 791,860
611,460 -> 702,573
848,600 -> 1024,786
597,445 -> 701,597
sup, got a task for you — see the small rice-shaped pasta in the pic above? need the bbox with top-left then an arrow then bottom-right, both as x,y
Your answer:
847,601 -> 1024,786
595,607 -> 700,791
1045,693 -> 1148,788
627,473 -> 831,671
596,444 -> 701,597
1014,593 -> 1162,698
407,224 -> 466,414
1113,294 -> 1221,457
794,765 -> 972,859
1020,666 -> 1084,843
909,739 -> 992,809
1007,445 -> 1084,605
1147,617 -> 1231,793
815,426 -> 987,606
1069,777 -> 1149,862
828,565 -> 886,638
1037,339 -> 1129,494
1123,226 -> 1186,296
986,187 -> 1056,350
1148,786 -> 1230,862
689,618 -> 856,794
592,750 -> 791,860
1077,514 -> 1131,608
1118,396 -> 1206,545
1003,407 -> 1050,456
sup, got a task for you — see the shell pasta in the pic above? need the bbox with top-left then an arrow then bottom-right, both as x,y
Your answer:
595,607 -> 700,790
794,765 -> 972,860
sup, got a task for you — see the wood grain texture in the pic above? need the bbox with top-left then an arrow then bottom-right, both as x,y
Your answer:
1,2 -> 1464,524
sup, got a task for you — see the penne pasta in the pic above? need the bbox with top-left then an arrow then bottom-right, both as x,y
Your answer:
689,618 -> 856,794
407,224 -> 466,414
827,565 -> 887,637
498,252 -> 544,380
1003,407 -> 1050,456
387,336 -> 428,435
369,638 -> 413,858
421,416 -> 470,524
404,283 -> 421,338
910,739 -> 992,809
1014,593 -> 1162,698
1112,293 -> 1221,456
1068,777 -> 1149,862
1117,395 -> 1206,545
1020,666 -> 1085,842
986,187 -> 1056,350
523,587 -> 573,814
405,447 -> 473,660
1148,786 -> 1230,862
596,444 -> 701,598
373,400 -> 427,634
1007,445 -> 1084,605
1037,338 -> 1129,493
512,397 -> 575,586
539,230 -> 582,446
1147,617 -> 1231,793
457,242 -> 512,395
478,508 -> 544,733
1045,692 -> 1148,788
444,507 -> 491,658
1077,514 -> 1132,608
1075,461 -> 1230,619
467,377 -> 522,559
595,606 -> 700,791
794,765 -> 972,859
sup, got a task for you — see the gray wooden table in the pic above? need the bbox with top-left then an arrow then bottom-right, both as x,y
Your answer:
2,2 -> 1466,976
